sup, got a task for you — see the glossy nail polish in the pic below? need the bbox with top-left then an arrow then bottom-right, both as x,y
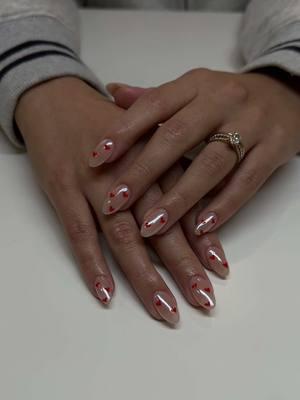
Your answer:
89,139 -> 114,167
102,184 -> 130,215
140,209 -> 168,237
207,247 -> 230,278
194,211 -> 217,235
190,275 -> 215,310
94,276 -> 113,305
153,291 -> 179,325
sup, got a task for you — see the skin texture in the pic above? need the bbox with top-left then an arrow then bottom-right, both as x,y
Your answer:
15,77 -> 229,325
91,69 -> 300,238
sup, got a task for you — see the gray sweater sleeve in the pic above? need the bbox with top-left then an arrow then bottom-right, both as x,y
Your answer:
0,0 -> 104,148
240,0 -> 300,76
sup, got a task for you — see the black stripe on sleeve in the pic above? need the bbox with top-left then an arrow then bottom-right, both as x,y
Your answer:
266,40 -> 300,55
0,50 -> 80,82
0,40 -> 76,63
265,45 -> 300,57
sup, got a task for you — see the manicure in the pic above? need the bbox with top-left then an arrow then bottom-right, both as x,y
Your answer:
102,184 -> 130,215
153,291 -> 179,325
89,138 -> 114,167
194,211 -> 217,235
190,275 -> 216,310
94,276 -> 113,305
207,247 -> 230,278
141,209 -> 168,237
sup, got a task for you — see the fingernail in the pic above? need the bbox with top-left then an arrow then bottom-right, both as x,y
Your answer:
106,82 -> 130,95
102,184 -> 130,215
207,247 -> 230,278
153,291 -> 179,325
89,139 -> 114,168
94,276 -> 113,305
190,275 -> 215,310
194,211 -> 217,235
141,209 -> 168,237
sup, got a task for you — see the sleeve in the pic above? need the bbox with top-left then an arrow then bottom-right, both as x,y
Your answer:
239,0 -> 300,77
0,0 -> 105,148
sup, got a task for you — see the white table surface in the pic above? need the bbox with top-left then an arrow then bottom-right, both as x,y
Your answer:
1,10 -> 300,400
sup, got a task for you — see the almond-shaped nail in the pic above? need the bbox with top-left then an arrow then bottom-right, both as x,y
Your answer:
153,291 -> 179,325
102,184 -> 130,215
141,209 -> 168,237
94,276 -> 113,305
207,247 -> 230,278
190,275 -> 215,310
194,211 -> 217,235
89,139 -> 114,167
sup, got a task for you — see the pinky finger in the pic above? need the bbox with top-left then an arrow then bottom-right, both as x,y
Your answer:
51,190 -> 114,305
181,205 -> 230,279
194,145 -> 277,236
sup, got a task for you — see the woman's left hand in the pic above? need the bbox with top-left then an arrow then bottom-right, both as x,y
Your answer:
90,69 -> 300,237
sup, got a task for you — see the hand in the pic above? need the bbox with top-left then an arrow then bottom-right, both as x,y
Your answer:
15,77 -> 229,325
90,69 -> 300,237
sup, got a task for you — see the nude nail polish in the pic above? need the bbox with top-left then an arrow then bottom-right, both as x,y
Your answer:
89,139 -> 114,167
153,291 -> 179,325
194,211 -> 217,235
94,276 -> 113,305
207,247 -> 230,278
102,184 -> 130,215
190,275 -> 215,310
140,209 -> 168,237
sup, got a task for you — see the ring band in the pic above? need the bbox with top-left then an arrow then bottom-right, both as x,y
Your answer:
207,132 -> 245,163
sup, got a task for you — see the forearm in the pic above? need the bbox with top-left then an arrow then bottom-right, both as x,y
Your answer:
0,0 -> 104,148
239,0 -> 300,77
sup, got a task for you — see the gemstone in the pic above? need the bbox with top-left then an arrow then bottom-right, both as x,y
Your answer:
230,132 -> 240,145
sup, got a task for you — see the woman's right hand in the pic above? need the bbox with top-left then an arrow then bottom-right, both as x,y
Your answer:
15,77 -> 228,324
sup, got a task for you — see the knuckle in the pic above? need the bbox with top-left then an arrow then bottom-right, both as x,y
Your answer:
67,218 -> 93,244
160,118 -> 189,146
221,79 -> 249,104
201,148 -> 228,177
130,159 -> 152,181
46,166 -> 74,195
239,167 -> 262,188
184,67 -> 210,80
143,88 -> 165,113
168,188 -> 189,211
108,217 -> 137,247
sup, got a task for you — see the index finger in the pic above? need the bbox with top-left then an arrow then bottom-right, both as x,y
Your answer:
88,77 -> 195,168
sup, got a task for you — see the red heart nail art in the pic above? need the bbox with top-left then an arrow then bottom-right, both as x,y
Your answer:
191,283 -> 197,289
145,221 -> 151,228
171,307 -> 177,313
105,287 -> 111,292
160,217 -> 166,224
204,302 -> 210,307
109,192 -> 115,198
156,299 -> 162,306
204,287 -> 211,293
123,191 -> 129,198
92,151 -> 99,158
209,254 -> 216,261
211,218 -> 216,224
109,205 -> 115,213
104,144 -> 111,151
95,282 -> 100,288
223,261 -> 229,268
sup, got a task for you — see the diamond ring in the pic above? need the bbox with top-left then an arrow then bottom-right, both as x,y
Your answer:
207,132 -> 245,163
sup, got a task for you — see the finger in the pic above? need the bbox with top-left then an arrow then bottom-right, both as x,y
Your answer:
139,121 -> 257,237
107,83 -> 148,109
101,100 -> 223,214
89,77 -> 195,167
50,189 -> 115,305
194,143 -> 278,234
133,180 -> 216,310
181,204 -> 230,279
86,184 -> 179,324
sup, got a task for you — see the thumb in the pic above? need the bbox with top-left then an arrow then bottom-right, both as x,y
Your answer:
106,82 -> 149,109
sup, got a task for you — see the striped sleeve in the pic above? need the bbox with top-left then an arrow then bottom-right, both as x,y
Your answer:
0,0 -> 105,148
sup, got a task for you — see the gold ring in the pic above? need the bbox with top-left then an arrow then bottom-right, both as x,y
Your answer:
207,132 -> 245,163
